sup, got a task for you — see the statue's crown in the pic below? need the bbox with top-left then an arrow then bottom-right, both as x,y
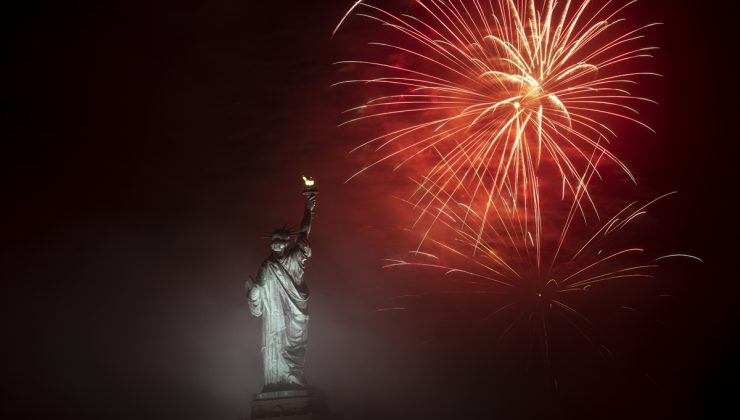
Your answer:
266,226 -> 294,241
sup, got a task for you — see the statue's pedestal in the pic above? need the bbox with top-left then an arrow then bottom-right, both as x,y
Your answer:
250,388 -> 332,420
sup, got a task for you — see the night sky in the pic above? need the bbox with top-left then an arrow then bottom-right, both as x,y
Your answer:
3,1 -> 737,419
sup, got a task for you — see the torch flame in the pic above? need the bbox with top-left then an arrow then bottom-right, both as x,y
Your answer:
302,176 -> 315,186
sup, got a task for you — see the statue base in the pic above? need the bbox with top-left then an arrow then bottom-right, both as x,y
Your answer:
250,388 -> 332,420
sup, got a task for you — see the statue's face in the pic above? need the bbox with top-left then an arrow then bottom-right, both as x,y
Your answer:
271,239 -> 288,252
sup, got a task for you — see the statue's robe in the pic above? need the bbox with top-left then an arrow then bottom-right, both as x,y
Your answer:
248,235 -> 310,389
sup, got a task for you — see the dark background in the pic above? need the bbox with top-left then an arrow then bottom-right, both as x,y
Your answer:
3,1 -> 736,419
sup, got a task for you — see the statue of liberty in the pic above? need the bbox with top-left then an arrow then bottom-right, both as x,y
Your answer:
246,179 -> 317,391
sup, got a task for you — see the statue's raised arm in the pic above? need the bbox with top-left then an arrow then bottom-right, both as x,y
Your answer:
299,194 -> 317,238
299,176 -> 318,238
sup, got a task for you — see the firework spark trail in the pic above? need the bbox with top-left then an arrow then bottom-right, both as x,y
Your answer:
335,0 -> 660,247
382,191 -> 700,363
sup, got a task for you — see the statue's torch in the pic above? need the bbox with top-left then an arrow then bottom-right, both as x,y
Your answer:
302,176 -> 318,197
